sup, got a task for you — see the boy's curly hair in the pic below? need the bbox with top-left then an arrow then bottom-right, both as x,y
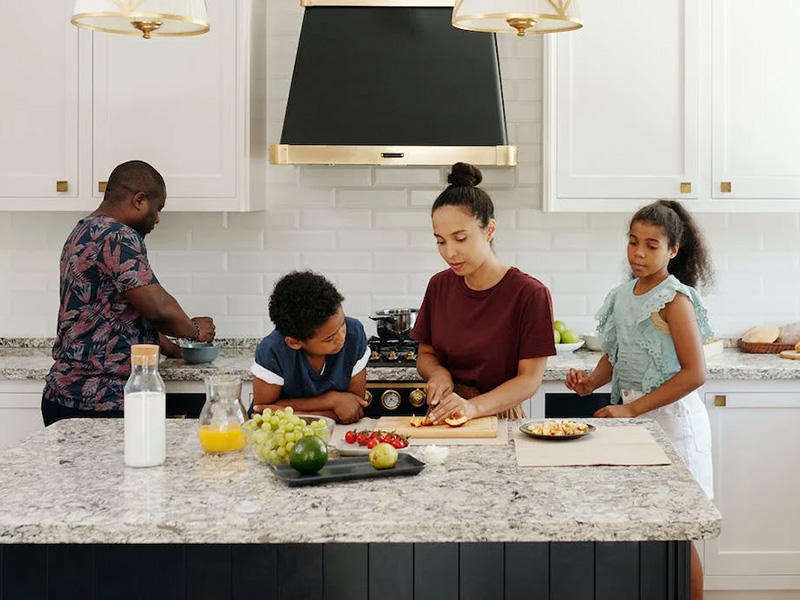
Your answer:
268,271 -> 344,341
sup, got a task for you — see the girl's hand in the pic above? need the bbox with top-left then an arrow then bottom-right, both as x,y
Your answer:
594,404 -> 637,418
428,392 -> 476,426
425,369 -> 454,409
566,369 -> 595,396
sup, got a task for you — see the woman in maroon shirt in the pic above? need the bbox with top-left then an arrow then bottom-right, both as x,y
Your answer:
411,162 -> 556,423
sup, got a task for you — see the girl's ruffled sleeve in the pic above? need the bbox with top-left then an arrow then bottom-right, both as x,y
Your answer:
635,277 -> 714,343
595,287 -> 619,365
685,286 -> 714,343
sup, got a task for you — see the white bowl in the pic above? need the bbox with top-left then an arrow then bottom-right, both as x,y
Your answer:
580,333 -> 602,352
555,341 -> 585,354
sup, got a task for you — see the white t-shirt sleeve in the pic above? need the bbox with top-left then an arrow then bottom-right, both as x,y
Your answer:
250,362 -> 284,386
351,344 -> 370,377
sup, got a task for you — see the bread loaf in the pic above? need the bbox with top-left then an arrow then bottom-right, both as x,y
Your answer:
796,341 -> 800,352
741,326 -> 780,344
777,322 -> 800,345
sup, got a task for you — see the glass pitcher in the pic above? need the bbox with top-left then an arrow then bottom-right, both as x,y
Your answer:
198,375 -> 248,453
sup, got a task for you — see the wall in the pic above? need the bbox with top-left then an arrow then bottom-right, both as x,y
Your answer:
0,3 -> 798,339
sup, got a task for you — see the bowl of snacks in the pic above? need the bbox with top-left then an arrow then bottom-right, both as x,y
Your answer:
243,407 -> 334,466
179,342 -> 220,364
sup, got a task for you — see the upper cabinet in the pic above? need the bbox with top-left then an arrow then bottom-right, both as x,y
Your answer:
0,0 -> 266,212
0,2 -> 84,209
544,0 -> 800,212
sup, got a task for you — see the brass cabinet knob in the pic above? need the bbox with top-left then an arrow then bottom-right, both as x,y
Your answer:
98,181 -> 108,193
714,395 -> 726,407
364,390 -> 372,406
409,389 -> 427,408
720,182 -> 731,193
680,182 -> 691,194
56,181 -> 68,192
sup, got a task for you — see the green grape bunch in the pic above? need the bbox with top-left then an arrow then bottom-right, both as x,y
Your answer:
243,406 -> 330,465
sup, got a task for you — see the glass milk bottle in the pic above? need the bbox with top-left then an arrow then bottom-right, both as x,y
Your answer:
124,344 -> 166,467
198,375 -> 247,453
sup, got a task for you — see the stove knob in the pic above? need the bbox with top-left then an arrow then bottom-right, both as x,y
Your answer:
369,351 -> 381,361
364,390 -> 373,406
409,388 -> 426,408
380,389 -> 401,411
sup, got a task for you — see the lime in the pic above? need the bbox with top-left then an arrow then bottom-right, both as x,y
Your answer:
369,442 -> 399,470
289,435 -> 328,474
561,329 -> 580,344
554,329 -> 561,344
554,320 -> 568,334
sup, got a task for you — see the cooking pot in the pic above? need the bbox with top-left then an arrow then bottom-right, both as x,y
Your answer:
369,308 -> 419,340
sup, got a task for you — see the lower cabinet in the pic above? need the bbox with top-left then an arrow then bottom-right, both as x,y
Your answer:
703,381 -> 800,591
0,380 -> 45,451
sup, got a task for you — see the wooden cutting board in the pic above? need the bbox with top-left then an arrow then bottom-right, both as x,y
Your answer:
779,350 -> 800,360
374,416 -> 498,439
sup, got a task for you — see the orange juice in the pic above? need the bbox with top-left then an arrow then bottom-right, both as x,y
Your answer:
198,425 -> 246,453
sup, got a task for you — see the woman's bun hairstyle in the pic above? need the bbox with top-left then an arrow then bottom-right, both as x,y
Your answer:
447,162 -> 482,187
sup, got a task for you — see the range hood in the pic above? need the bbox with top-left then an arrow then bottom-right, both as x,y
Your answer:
269,1 -> 518,167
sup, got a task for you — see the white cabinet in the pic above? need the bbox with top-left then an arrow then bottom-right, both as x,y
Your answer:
0,0 -> 266,212
545,0 -> 800,212
0,2 -> 88,210
0,381 -> 45,451
703,381 -> 800,591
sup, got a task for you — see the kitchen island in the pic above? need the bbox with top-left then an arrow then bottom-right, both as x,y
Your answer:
0,418 -> 720,600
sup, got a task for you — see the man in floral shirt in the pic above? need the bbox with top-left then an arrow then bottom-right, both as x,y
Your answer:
42,160 -> 215,425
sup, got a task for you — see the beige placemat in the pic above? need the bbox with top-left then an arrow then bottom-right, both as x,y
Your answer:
514,425 -> 671,467
332,418 -> 509,448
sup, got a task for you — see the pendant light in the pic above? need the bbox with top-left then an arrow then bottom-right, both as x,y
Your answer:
71,0 -> 209,39
452,0 -> 582,36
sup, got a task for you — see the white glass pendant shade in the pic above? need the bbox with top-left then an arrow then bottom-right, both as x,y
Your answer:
452,0 -> 582,35
71,0 -> 209,38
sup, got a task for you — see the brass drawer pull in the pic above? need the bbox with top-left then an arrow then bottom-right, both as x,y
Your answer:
714,395 -> 726,407
98,181 -> 108,193
720,182 -> 731,193
56,181 -> 68,192
680,182 -> 691,194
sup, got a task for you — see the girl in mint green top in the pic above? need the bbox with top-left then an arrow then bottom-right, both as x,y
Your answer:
566,200 -> 714,600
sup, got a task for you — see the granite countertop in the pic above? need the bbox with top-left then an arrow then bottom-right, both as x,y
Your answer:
2,339 -> 799,382
0,418 -> 720,545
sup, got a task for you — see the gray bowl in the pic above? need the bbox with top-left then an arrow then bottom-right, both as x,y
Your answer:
180,342 -> 220,364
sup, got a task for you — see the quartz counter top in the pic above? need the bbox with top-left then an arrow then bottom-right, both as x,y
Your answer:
0,418 -> 720,545
2,339 -> 799,382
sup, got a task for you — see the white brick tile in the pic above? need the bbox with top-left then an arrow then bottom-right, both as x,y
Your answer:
301,210 -> 371,230
226,211 -> 270,230
551,273 -> 622,294
494,229 -> 552,250
374,210 -> 431,229
193,274 -> 262,295
409,230 -> 443,250
145,232 -> 191,251
727,252 -> 799,274
264,231 -> 335,251
372,295 -> 425,311
762,272 -> 800,294
501,80 -> 518,102
374,252 -> 446,273
266,165 -> 299,186
212,316 -> 265,339
518,211 -> 587,229
505,100 -> 542,123
341,295 -> 372,317
488,188 -> 540,209
513,37 -> 543,58
302,251 -> 372,272
713,294 -> 798,317
0,295 -> 10,316
267,78 -> 291,101
517,80 -> 540,102
10,292 -> 58,316
171,294 -> 227,317
10,252 -> 60,272
529,272 -> 553,288
552,228 -> 625,251
227,295 -> 268,316
267,101 -> 287,123
494,209 -> 516,230
166,213 -> 225,230
339,189 -> 408,208
0,273 -> 49,292
409,273 -> 435,294
500,57 -> 540,81
156,274 -> 192,295
516,143 -> 542,165
229,251 -> 299,273
410,189 -> 439,207
550,293 -> 588,317
374,168 -> 443,186
148,252 -> 227,273
515,123 -> 541,145
301,167 -> 372,187
337,273 -> 407,294
337,230 -> 408,250
516,164 -> 541,186
479,168 -> 516,187
190,229 -> 262,251
0,316 -> 50,337
587,252 -> 629,275
261,210 -> 299,231
268,186 -> 335,209
517,251 -> 586,273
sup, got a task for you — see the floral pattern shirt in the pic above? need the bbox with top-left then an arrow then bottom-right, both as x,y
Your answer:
43,216 -> 159,411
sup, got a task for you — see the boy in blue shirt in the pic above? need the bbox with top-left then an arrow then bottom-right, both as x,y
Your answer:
250,271 -> 370,424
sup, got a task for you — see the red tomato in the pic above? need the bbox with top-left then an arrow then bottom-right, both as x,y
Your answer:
357,433 -> 368,446
344,430 -> 357,444
367,438 -> 379,449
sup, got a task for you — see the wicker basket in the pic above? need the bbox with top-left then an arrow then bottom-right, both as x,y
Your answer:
738,339 -> 796,354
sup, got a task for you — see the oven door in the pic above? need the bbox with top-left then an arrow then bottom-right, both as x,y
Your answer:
544,392 -> 611,419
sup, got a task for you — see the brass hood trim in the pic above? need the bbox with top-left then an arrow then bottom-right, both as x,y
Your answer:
269,145 -> 518,166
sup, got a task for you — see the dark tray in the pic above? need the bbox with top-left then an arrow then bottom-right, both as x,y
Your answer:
271,454 -> 426,487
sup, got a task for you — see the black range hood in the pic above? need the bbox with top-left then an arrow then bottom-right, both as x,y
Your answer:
269,3 -> 517,167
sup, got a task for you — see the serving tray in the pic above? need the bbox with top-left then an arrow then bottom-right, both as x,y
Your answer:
271,455 -> 425,486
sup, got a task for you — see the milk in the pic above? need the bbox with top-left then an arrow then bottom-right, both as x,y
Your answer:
124,391 -> 166,467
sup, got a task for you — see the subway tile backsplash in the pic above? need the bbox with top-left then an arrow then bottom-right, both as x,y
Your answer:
0,18 -> 798,339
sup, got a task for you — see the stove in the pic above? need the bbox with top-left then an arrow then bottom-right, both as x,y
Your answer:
364,336 -> 426,417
